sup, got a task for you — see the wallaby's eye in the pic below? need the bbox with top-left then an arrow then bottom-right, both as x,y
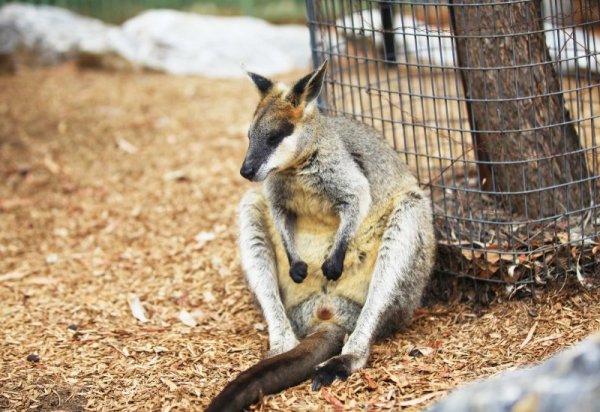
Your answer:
267,122 -> 294,147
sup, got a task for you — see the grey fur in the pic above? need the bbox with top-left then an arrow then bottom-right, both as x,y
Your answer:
287,294 -> 362,338
238,190 -> 299,355
235,63 -> 436,395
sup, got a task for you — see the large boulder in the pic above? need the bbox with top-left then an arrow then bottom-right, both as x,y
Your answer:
429,331 -> 600,412
0,3 -> 113,65
0,3 -> 311,77
119,10 -> 310,77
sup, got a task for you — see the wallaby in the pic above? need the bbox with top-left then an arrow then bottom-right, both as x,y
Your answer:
206,61 -> 435,412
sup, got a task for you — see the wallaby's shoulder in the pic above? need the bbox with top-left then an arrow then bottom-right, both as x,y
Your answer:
319,114 -> 418,190
321,115 -> 383,140
320,114 -> 397,159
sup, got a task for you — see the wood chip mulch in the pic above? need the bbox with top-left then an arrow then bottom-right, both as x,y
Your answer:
1,65 -> 599,411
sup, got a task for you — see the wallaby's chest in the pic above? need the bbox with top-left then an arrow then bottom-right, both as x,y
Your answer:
282,175 -> 338,225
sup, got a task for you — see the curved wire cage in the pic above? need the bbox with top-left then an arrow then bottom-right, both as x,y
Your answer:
305,0 -> 599,290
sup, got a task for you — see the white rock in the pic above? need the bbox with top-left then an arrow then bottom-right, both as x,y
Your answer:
0,3 -> 311,77
429,331 -> 600,412
119,10 -> 310,77
0,3 -> 112,64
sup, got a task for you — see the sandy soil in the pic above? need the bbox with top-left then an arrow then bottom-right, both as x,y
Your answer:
1,65 -> 599,411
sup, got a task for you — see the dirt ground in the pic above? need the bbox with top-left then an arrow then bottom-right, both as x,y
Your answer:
1,65 -> 600,411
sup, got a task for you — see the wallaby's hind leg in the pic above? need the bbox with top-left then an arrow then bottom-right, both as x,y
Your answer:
312,192 -> 435,389
239,189 -> 299,356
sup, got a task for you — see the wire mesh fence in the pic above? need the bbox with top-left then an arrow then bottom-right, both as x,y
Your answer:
305,0 -> 599,289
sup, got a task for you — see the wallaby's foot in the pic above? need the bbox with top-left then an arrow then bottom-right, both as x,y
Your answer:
267,329 -> 299,357
311,354 -> 353,390
321,253 -> 344,281
290,260 -> 308,283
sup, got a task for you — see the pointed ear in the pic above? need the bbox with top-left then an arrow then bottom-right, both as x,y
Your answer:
246,71 -> 273,95
289,60 -> 328,106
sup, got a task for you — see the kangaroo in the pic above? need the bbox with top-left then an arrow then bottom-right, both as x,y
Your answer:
206,61 -> 435,412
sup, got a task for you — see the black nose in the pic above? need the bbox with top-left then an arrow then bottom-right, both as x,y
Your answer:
240,163 -> 256,180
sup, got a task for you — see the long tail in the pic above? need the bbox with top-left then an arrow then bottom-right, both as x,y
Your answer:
206,324 -> 346,412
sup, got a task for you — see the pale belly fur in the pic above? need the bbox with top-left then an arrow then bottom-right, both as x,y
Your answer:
263,191 -> 393,311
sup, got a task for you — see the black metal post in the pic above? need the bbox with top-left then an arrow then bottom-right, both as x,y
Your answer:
380,1 -> 396,63
305,0 -> 328,111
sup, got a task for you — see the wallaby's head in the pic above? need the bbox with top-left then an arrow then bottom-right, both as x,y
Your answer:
240,60 -> 328,181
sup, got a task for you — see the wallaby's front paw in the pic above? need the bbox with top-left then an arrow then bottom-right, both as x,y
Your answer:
290,260 -> 308,283
321,256 -> 344,281
311,355 -> 353,390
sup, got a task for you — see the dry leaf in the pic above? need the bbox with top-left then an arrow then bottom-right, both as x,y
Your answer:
399,391 -> 446,407
25,276 -> 58,285
203,290 -> 216,303
190,309 -> 207,323
46,254 -> 59,264
160,377 -> 178,392
0,197 -> 32,211
57,120 -> 67,134
486,252 -> 515,263
54,227 -> 69,237
321,389 -> 345,409
531,333 -> 562,345
178,310 -> 197,327
162,170 -> 189,182
117,138 -> 139,154
485,252 -> 501,264
127,294 -> 149,323
363,371 -> 378,390
43,155 -> 61,174
438,240 -> 473,246
461,249 -> 482,261
0,270 -> 28,282
556,232 -> 569,244
194,231 -> 216,248
520,322 -> 538,349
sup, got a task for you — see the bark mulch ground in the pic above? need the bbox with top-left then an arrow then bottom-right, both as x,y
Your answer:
1,65 -> 599,411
